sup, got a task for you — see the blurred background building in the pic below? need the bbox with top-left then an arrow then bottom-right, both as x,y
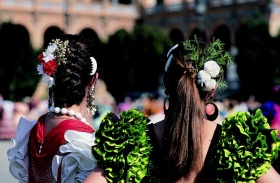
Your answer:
141,0 -> 278,41
270,0 -> 280,36
0,0 -> 280,137
139,0 -> 277,95
0,0 -> 279,48
0,0 -> 139,49
1,3 -> 280,183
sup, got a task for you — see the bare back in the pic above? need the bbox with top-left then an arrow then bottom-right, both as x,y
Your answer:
152,119 -> 217,183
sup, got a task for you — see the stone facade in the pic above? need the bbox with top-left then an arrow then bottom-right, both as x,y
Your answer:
140,0 -> 279,43
270,0 -> 280,36
139,0 -> 279,93
0,0 -> 279,49
0,0 -> 139,49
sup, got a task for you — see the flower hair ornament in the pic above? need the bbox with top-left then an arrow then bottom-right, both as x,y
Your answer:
165,35 -> 233,91
37,39 -> 70,87
37,39 -> 98,87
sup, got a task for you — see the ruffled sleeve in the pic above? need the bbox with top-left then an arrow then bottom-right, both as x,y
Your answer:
52,130 -> 97,183
92,109 -> 152,183
215,109 -> 280,183
7,117 -> 37,183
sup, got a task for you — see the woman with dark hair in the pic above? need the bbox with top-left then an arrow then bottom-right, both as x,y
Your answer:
7,34 -> 105,183
85,37 -> 280,183
147,38 -> 280,182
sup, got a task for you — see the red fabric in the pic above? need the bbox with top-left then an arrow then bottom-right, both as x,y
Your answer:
28,115 -> 94,183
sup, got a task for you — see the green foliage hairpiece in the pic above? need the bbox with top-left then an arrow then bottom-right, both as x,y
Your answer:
182,35 -> 233,90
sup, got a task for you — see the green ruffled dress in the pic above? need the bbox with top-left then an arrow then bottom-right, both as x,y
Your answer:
214,109 -> 280,182
92,110 -> 152,183
92,109 -> 280,183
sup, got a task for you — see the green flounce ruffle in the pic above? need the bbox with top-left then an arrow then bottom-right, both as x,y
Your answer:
92,109 -> 152,183
215,109 -> 280,183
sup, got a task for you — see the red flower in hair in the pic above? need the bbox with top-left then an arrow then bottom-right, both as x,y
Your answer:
43,60 -> 57,75
38,53 -> 44,64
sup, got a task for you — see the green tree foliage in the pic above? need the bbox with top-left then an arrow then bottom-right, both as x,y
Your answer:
101,22 -> 172,102
100,29 -> 134,103
0,22 -> 40,101
0,21 -> 172,103
130,23 -> 172,91
235,13 -> 277,102
271,34 -> 280,85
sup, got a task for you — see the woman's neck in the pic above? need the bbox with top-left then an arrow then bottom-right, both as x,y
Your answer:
43,104 -> 88,138
201,119 -> 218,161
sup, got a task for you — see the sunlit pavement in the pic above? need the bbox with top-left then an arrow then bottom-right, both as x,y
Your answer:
0,139 -> 17,183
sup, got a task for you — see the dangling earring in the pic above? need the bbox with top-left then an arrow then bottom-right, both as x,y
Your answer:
205,102 -> 219,121
164,96 -> 169,117
86,86 -> 97,115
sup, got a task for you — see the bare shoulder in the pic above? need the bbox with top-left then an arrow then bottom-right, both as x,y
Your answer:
84,166 -> 108,183
256,166 -> 280,183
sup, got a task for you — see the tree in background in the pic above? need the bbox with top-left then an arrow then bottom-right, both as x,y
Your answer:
7,16 -> 280,105
100,28 -> 133,103
235,12 -> 279,103
101,21 -> 172,102
271,34 -> 280,85
0,21 -> 172,103
0,22 -> 40,101
130,22 -> 172,92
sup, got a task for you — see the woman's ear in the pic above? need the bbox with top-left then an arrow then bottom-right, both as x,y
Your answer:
89,73 -> 99,87
210,84 -> 218,96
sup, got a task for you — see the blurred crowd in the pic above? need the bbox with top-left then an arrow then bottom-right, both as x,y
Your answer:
1,80 -> 280,139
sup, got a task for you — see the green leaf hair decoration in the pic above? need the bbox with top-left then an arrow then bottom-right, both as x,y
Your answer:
214,109 -> 280,182
92,109 -> 152,183
182,35 -> 233,90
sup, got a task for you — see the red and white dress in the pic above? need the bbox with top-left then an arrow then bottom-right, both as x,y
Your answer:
7,115 -> 97,183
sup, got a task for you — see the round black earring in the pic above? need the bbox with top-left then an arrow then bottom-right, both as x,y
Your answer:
205,102 -> 219,121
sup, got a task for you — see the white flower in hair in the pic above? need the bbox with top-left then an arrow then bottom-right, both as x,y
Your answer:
43,53 -> 54,62
204,60 -> 220,78
197,70 -> 211,87
43,74 -> 54,87
37,64 -> 43,74
45,43 -> 57,55
203,79 -> 216,91
43,43 -> 57,62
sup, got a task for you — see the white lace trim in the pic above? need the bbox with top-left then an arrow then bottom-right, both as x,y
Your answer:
7,117 -> 97,183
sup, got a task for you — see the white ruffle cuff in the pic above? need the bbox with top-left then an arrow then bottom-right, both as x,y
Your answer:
7,117 -> 37,183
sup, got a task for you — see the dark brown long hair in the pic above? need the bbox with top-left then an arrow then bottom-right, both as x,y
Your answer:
162,42 -> 212,182
46,34 -> 100,108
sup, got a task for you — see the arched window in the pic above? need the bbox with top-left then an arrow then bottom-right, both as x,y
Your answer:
119,0 -> 132,5
43,26 -> 64,48
169,28 -> 184,44
157,0 -> 163,5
